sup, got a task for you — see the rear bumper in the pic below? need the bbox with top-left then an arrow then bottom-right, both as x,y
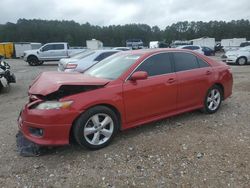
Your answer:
18,105 -> 81,146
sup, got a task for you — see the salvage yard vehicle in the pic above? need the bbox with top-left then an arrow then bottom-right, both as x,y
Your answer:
202,46 -> 215,56
224,46 -> 250,65
176,45 -> 204,55
23,42 -> 84,66
0,56 -> 16,91
18,49 -> 233,150
58,49 -> 120,72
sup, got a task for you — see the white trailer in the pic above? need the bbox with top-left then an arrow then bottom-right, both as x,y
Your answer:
14,42 -> 42,58
221,38 -> 246,52
190,37 -> 215,50
86,39 -> 103,50
149,41 -> 160,48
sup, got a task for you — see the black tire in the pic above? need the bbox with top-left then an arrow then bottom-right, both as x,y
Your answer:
27,56 -> 40,66
37,61 -> 44,65
236,57 -> 247,65
202,85 -> 222,114
73,106 -> 119,150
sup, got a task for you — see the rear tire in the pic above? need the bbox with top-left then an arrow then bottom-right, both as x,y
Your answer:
73,106 -> 119,150
202,85 -> 222,114
27,56 -> 40,66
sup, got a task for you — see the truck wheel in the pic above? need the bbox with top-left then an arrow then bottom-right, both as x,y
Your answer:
27,56 -> 40,66
38,61 -> 44,65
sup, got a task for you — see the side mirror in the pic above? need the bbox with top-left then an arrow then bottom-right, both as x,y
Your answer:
130,71 -> 148,81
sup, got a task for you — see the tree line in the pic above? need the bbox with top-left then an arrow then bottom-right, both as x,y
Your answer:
0,19 -> 249,46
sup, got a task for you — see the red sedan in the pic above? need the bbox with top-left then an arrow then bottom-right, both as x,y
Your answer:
18,49 -> 233,149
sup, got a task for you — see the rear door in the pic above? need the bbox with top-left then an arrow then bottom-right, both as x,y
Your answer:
50,44 -> 68,59
173,52 -> 213,110
123,53 -> 178,124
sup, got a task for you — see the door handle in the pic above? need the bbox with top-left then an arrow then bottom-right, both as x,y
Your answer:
206,70 -> 212,75
167,78 -> 175,84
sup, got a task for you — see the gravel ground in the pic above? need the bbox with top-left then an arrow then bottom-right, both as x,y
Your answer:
0,55 -> 249,187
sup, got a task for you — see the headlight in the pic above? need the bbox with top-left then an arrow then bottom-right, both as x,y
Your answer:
35,101 -> 73,110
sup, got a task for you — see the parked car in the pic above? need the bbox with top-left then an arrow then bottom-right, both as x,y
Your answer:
176,45 -> 204,54
58,49 -> 120,72
112,47 -> 131,51
202,46 -> 215,56
224,46 -> 250,65
239,41 -> 250,48
126,39 -> 143,49
18,49 -> 233,150
23,42 -> 84,66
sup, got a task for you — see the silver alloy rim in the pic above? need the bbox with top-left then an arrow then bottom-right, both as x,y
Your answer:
84,113 -> 114,145
207,89 -> 221,111
238,58 -> 246,65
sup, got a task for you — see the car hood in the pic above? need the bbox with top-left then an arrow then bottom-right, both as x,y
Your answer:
29,71 -> 110,96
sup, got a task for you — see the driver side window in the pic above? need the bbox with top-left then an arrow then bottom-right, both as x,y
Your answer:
41,44 -> 53,52
136,53 -> 173,77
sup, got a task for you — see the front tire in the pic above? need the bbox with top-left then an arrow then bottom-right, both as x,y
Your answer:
237,57 -> 247,65
73,106 -> 119,150
202,85 -> 222,114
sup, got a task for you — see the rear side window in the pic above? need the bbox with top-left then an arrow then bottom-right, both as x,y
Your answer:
136,53 -> 173,77
197,58 -> 209,68
173,52 -> 199,72
53,44 -> 64,50
94,52 -> 118,61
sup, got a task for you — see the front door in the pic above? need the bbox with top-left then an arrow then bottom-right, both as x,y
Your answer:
123,53 -> 178,124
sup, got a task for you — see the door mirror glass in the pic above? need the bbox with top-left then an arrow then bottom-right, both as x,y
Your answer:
130,71 -> 148,81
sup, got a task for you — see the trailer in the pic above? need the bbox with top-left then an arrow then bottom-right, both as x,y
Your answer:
221,38 -> 246,52
0,42 -> 14,58
86,39 -> 103,50
190,37 -> 215,50
14,42 -> 42,58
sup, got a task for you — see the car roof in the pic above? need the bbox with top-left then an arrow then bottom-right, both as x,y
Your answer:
94,49 -> 120,53
119,48 -> 200,56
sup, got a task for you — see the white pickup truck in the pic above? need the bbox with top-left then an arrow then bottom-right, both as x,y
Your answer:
23,42 -> 84,66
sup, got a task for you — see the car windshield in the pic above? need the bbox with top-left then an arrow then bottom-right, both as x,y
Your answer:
85,53 -> 141,80
70,50 -> 95,59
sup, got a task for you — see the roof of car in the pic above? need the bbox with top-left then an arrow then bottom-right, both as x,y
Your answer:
120,48 -> 198,56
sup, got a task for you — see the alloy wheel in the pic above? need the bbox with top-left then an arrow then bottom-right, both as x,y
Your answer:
238,57 -> 246,65
84,113 -> 114,146
207,88 -> 221,111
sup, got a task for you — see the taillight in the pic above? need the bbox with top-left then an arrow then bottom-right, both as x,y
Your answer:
66,63 -> 77,69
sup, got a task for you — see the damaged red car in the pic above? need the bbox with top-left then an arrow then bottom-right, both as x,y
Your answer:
18,49 -> 233,149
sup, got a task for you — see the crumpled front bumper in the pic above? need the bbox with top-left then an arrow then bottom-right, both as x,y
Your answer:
18,105 -> 81,146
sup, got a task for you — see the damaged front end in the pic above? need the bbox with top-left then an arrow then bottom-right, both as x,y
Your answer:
17,83 -> 106,157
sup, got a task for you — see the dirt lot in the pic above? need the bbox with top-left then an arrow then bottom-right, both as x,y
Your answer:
0,56 -> 249,187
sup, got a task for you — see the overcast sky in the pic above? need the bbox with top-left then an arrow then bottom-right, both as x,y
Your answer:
1,0 -> 250,28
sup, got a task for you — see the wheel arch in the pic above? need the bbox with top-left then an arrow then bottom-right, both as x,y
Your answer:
213,83 -> 224,100
27,54 -> 38,60
237,56 -> 248,62
69,103 -> 122,144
